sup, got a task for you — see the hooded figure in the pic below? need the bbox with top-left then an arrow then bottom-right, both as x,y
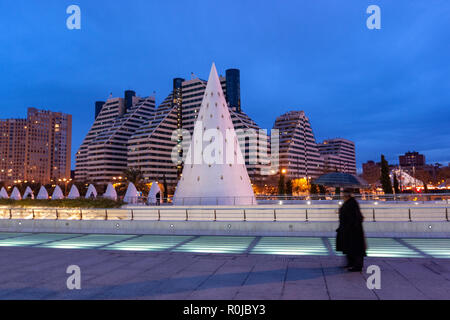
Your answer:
336,189 -> 367,272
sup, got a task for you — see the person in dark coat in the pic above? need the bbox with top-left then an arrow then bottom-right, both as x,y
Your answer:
336,188 -> 367,272
155,192 -> 161,206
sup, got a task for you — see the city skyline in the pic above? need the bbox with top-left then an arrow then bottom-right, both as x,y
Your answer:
1,1 -> 449,169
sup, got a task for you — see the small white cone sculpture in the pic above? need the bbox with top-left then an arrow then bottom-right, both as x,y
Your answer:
147,182 -> 161,205
173,63 -> 256,205
0,187 -> 9,199
11,187 -> 22,200
85,184 -> 97,199
36,186 -> 49,200
23,186 -> 34,199
103,183 -> 117,201
51,186 -> 64,200
123,182 -> 139,204
67,185 -> 80,199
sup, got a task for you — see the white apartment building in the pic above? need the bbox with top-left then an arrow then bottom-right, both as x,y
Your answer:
75,91 -> 155,183
273,111 -> 324,179
317,138 -> 357,175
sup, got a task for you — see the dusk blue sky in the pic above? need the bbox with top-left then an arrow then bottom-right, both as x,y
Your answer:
1,1 -> 449,171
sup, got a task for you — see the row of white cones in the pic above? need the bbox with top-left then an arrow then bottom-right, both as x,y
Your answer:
0,182 -> 161,204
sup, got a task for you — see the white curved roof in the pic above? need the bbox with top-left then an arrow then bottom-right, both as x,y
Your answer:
36,186 -> 49,200
85,184 -> 97,199
52,185 -> 64,200
67,185 -> 80,199
11,187 -> 22,201
23,187 -> 34,199
0,187 -> 9,199
147,182 -> 161,204
103,183 -> 117,201
123,182 -> 138,204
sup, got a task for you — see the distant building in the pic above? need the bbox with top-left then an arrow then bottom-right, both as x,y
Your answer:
273,111 -> 323,179
317,138 -> 356,175
362,160 -> 381,185
399,151 -> 425,168
0,108 -> 72,185
75,91 -> 155,183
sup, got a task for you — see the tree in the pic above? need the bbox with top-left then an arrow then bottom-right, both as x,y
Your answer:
380,155 -> 393,194
393,173 -> 400,194
292,178 -> 309,194
286,180 -> 293,196
318,185 -> 327,200
335,187 -> 341,197
319,185 -> 326,194
278,174 -> 285,195
162,174 -> 168,203
123,168 -> 143,185
310,183 -> 319,195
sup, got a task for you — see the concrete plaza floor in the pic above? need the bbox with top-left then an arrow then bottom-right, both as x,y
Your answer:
0,245 -> 449,300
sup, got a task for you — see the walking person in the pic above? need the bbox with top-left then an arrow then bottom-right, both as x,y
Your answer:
155,192 -> 161,206
336,188 -> 367,272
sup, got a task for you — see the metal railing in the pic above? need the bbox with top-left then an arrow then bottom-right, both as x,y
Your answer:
1,205 -> 448,223
120,193 -> 450,206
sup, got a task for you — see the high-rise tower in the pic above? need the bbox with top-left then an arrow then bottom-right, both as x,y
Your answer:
273,111 -> 323,179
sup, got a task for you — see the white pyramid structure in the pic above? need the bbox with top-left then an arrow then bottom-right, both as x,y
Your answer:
173,63 -> 256,206
67,185 -> 80,199
0,187 -> 9,199
36,186 -> 49,200
23,187 -> 34,199
123,182 -> 139,204
11,187 -> 22,200
147,181 -> 161,205
51,186 -> 64,200
103,183 -> 117,201
85,184 -> 97,199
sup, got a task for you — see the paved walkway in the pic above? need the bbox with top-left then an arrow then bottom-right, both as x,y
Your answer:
0,246 -> 449,300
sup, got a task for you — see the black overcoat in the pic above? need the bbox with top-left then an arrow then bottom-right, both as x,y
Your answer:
336,197 -> 367,256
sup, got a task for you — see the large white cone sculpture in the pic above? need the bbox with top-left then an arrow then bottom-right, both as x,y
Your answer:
36,186 -> 49,200
103,183 -> 117,201
67,185 -> 80,199
147,181 -> 161,205
11,187 -> 22,200
23,187 -> 34,199
0,187 -> 9,199
123,182 -> 139,204
51,186 -> 64,200
85,184 -> 97,199
173,63 -> 256,205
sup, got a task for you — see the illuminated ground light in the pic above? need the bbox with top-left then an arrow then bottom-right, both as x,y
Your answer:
0,233 -> 77,247
329,238 -> 422,258
402,238 -> 450,259
0,233 -> 28,240
37,234 -> 134,250
327,238 -> 344,256
252,237 -> 328,256
102,235 -> 193,252
173,236 -> 254,254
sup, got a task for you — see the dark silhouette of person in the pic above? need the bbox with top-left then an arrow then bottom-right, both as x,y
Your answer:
336,188 -> 367,272
155,192 -> 161,206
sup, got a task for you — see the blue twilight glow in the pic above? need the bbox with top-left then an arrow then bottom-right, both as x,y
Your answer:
1,1 -> 449,168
